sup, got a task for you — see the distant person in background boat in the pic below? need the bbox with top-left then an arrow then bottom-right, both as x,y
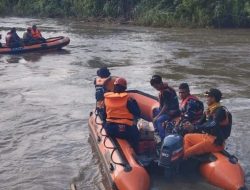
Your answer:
183,88 -> 232,159
5,27 -> 23,48
31,25 -> 46,43
94,67 -> 112,120
103,77 -> 140,151
179,83 -> 204,124
23,27 -> 35,46
150,75 -> 180,141
0,34 -> 2,47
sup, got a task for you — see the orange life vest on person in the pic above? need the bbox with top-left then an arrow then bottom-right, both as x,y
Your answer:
180,95 -> 198,109
180,95 -> 204,123
31,29 -> 42,38
104,92 -> 133,126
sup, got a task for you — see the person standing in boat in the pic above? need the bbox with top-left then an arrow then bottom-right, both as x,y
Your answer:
103,77 -> 140,151
31,25 -> 46,43
23,27 -> 35,45
150,75 -> 180,141
179,83 -> 204,124
5,27 -> 23,48
183,88 -> 232,159
94,67 -> 112,120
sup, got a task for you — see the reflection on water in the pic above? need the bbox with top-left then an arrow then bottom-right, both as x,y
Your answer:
0,17 -> 249,190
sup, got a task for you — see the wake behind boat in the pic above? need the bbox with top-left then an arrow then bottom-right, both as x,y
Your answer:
0,36 -> 70,54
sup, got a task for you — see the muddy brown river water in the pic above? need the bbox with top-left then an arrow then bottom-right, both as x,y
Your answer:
0,17 -> 249,190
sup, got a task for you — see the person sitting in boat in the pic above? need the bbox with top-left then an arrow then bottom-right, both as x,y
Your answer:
0,34 -> 2,47
183,88 -> 232,159
31,25 -> 46,43
94,67 -> 112,120
150,75 -> 180,141
179,83 -> 204,124
5,27 -> 23,48
103,77 -> 140,151
23,27 -> 35,46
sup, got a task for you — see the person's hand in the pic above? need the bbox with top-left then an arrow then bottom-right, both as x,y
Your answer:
183,121 -> 194,132
152,117 -> 158,123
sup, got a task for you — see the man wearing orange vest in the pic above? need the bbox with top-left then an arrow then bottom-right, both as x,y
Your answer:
183,88 -> 232,159
179,83 -> 204,124
103,77 -> 140,151
31,25 -> 46,43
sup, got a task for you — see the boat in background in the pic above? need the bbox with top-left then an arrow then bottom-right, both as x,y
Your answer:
0,36 -> 70,54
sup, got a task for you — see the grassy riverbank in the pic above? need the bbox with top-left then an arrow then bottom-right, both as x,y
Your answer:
0,0 -> 250,28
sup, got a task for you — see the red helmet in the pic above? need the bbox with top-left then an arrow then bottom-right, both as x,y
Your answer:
114,77 -> 127,88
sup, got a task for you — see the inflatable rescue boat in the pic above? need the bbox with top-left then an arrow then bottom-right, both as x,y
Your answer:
88,90 -> 246,190
0,36 -> 70,54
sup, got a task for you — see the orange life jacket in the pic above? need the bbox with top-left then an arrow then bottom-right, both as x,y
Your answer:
31,29 -> 42,38
104,92 -> 133,126
180,95 -> 198,109
180,95 -> 204,123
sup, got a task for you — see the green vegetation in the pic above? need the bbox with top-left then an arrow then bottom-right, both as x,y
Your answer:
0,0 -> 249,27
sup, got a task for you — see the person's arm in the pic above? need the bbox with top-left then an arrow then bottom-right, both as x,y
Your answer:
127,98 -> 141,117
38,30 -> 42,37
195,113 -> 206,125
194,108 -> 225,130
154,90 -> 171,120
16,33 -> 21,41
23,33 -> 27,40
155,105 -> 167,119
102,105 -> 107,121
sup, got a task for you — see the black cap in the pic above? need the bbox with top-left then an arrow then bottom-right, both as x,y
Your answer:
205,88 -> 222,102
97,67 -> 110,78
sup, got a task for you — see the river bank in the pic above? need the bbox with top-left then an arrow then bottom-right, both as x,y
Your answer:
0,0 -> 250,28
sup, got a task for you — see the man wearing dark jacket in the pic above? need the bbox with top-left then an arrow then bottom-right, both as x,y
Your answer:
150,75 -> 180,141
6,28 -> 23,48
0,34 -> 2,47
183,88 -> 232,159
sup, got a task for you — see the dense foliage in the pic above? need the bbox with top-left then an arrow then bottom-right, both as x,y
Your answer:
0,0 -> 249,27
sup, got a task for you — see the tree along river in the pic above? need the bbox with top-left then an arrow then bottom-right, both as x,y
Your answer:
0,17 -> 249,190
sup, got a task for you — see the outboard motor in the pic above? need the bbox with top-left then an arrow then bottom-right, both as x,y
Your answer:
158,134 -> 183,177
